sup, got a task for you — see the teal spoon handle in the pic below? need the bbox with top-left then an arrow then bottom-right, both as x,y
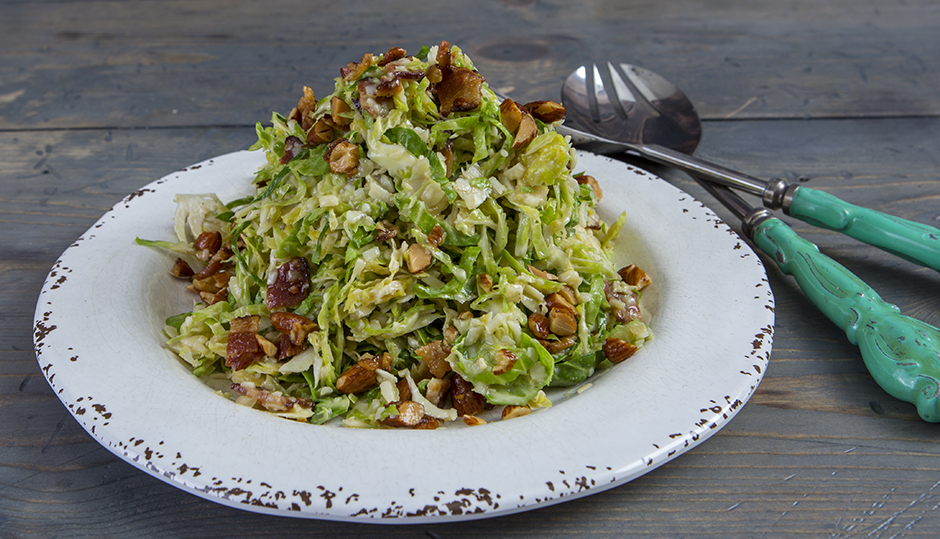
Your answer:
752,216 -> 940,421
787,185 -> 940,272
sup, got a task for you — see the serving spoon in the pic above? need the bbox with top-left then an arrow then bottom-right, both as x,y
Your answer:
558,62 -> 940,272
556,62 -> 940,422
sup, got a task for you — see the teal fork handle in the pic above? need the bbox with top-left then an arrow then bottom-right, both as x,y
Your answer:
753,217 -> 940,421
788,186 -> 940,272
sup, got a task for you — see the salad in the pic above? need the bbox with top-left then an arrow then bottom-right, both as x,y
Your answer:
139,42 -> 653,428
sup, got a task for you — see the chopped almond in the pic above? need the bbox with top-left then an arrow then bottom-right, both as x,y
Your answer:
523,100 -> 566,123
493,349 -> 517,376
501,405 -> 531,420
405,242 -> 433,273
618,264 -> 652,289
330,96 -> 352,127
602,337 -> 638,364
415,340 -> 452,378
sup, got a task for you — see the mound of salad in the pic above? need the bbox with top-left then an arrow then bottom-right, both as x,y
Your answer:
139,41 -> 653,428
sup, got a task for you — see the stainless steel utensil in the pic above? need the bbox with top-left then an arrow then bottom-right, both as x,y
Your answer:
558,62 -> 940,272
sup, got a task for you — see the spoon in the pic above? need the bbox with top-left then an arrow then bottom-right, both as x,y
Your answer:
558,62 -> 940,272
557,62 -> 940,422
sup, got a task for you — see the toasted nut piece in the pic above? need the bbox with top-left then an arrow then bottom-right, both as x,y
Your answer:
327,140 -> 360,176
441,140 -> 455,177
414,416 -> 440,430
330,96 -> 352,127
502,404 -> 532,420
575,174 -> 603,201
523,100 -> 566,123
170,258 -> 194,279
200,289 -> 228,306
230,383 -> 313,412
396,378 -> 412,402
436,40 -> 452,69
269,312 -> 317,346
427,224 -> 445,247
306,118 -> 335,145
378,46 -> 407,66
604,281 -> 641,323
425,377 -> 451,406
618,264 -> 651,290
374,220 -> 399,242
335,363 -> 377,394
383,401 -> 425,428
537,335 -> 577,354
443,326 -> 460,345
493,349 -> 517,376
513,111 -> 538,150
340,52 -> 373,81
527,264 -> 557,281
414,340 -> 452,378
548,308 -> 578,337
557,285 -> 579,306
450,374 -> 485,417
462,415 -> 487,427
603,337 -> 638,364
499,99 -> 524,133
528,312 -> 551,338
426,64 -> 443,84
477,273 -> 494,293
255,334 -> 278,357
405,242 -> 433,273
193,231 -> 223,261
457,310 -> 473,321
358,351 -> 394,372
545,292 -> 578,319
289,86 -> 317,131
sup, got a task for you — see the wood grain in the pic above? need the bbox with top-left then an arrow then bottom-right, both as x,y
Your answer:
2,0 -> 940,537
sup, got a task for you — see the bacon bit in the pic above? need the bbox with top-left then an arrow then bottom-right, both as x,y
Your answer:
226,315 -> 264,370
426,377 -> 451,406
523,100 -> 566,123
269,312 -> 317,346
193,231 -> 222,261
375,77 -> 402,97
276,333 -> 306,361
492,349 -> 517,376
603,337 -> 638,364
306,118 -> 335,145
414,340 -> 452,378
427,224 -> 445,247
374,220 -> 399,242
170,258 -> 194,279
266,257 -> 311,310
289,86 -> 318,131
230,383 -> 313,412
502,404 -> 531,420
537,334 -> 577,354
340,52 -> 374,81
330,96 -> 352,127
426,64 -> 443,84
279,135 -> 305,165
618,264 -> 651,290
450,374 -> 485,417
575,174 -> 603,201
436,40 -> 452,70
528,312 -> 550,338
378,46 -> 407,66
357,79 -> 392,118
437,67 -> 484,116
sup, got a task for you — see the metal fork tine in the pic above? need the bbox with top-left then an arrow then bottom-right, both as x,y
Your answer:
605,62 -> 634,120
590,63 -> 608,122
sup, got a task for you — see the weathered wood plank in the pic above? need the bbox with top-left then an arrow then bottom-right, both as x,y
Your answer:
1,0 -> 938,130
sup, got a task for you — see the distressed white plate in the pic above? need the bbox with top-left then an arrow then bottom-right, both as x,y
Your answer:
34,150 -> 773,522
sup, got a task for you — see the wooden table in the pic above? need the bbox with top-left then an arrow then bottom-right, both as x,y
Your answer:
3,1 -> 939,536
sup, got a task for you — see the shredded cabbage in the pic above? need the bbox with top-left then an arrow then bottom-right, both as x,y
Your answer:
138,42 -> 653,428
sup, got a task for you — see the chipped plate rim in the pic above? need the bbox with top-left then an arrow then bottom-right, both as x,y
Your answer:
33,150 -> 773,522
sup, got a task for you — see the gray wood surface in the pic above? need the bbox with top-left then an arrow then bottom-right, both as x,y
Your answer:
2,0 -> 939,537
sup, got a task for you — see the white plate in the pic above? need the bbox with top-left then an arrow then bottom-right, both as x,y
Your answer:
34,150 -> 773,522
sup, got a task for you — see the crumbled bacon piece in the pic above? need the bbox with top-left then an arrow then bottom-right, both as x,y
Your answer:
326,139 -> 360,175
436,67 -> 484,116
378,46 -> 407,66
270,312 -> 317,346
279,135 -> 305,165
575,174 -> 603,201
375,78 -> 402,97
225,315 -> 264,370
341,53 -> 374,81
357,79 -> 392,118
230,383 -> 313,412
265,257 -> 310,310
276,333 -> 306,361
